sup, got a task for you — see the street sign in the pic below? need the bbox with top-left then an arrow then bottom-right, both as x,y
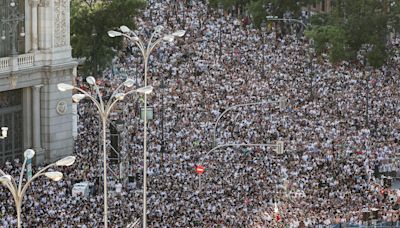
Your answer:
196,165 -> 204,175
275,141 -> 284,154
140,106 -> 154,120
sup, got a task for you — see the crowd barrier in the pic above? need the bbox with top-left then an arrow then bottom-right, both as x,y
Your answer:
328,221 -> 400,228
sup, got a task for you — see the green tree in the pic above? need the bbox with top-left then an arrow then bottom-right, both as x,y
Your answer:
210,0 -> 316,23
209,0 -> 251,13
71,0 -> 146,77
209,0 -> 322,28
307,0 -> 400,67
247,0 -> 317,28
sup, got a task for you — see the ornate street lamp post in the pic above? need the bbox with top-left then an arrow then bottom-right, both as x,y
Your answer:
58,77 -> 153,228
108,25 -> 185,228
0,149 -> 76,227
160,72 -> 166,164
212,98 -> 287,147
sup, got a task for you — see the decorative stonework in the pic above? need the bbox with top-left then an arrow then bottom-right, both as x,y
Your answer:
8,74 -> 18,89
56,100 -> 68,115
38,0 -> 50,7
29,0 -> 40,7
54,0 -> 68,47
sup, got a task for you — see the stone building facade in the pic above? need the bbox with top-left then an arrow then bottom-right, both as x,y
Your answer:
0,0 -> 76,164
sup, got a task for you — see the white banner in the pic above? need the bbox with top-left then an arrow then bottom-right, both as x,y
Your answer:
72,103 -> 78,139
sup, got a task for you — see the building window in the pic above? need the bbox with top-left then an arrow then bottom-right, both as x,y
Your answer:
0,89 -> 23,164
0,0 -> 25,58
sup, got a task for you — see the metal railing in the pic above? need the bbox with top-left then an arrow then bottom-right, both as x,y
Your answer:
328,221 -> 400,228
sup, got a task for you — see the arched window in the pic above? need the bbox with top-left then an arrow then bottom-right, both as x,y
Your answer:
0,0 -> 25,58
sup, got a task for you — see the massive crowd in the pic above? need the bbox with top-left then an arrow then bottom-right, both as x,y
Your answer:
1,0 -> 400,227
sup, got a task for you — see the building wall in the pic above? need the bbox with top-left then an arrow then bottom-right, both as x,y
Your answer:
0,0 -> 76,164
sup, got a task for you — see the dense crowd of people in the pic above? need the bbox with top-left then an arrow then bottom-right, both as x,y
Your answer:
1,0 -> 400,227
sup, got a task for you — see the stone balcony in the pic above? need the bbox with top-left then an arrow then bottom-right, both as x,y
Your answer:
0,46 -> 75,76
0,49 -> 76,93
0,53 -> 35,73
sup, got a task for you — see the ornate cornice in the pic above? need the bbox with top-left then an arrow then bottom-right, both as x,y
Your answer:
38,0 -> 50,7
29,0 -> 40,7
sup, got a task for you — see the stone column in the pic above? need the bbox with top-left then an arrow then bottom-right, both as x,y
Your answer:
32,85 -> 43,162
30,0 -> 39,51
22,87 -> 32,150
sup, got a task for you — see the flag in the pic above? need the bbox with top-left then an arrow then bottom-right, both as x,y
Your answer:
274,202 -> 281,222
244,197 -> 250,205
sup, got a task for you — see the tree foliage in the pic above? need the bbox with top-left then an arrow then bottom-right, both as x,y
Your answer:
71,0 -> 146,77
248,0 -> 320,27
208,0 -> 251,12
307,0 -> 400,67
211,0 -> 400,67
209,0 -> 316,28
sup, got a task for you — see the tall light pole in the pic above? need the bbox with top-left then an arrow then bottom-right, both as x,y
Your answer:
212,98 -> 287,148
366,67 -> 371,128
266,16 -> 314,99
308,43 -> 316,100
0,149 -> 76,228
359,45 -> 373,129
261,23 -> 266,78
58,78 -> 153,228
160,71 -> 166,165
266,16 -> 309,31
219,23 -> 222,58
197,142 -> 284,190
108,25 -> 185,228
201,142 -> 285,164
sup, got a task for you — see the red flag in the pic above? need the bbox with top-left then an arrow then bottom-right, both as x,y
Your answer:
274,202 -> 281,222
244,197 -> 250,205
